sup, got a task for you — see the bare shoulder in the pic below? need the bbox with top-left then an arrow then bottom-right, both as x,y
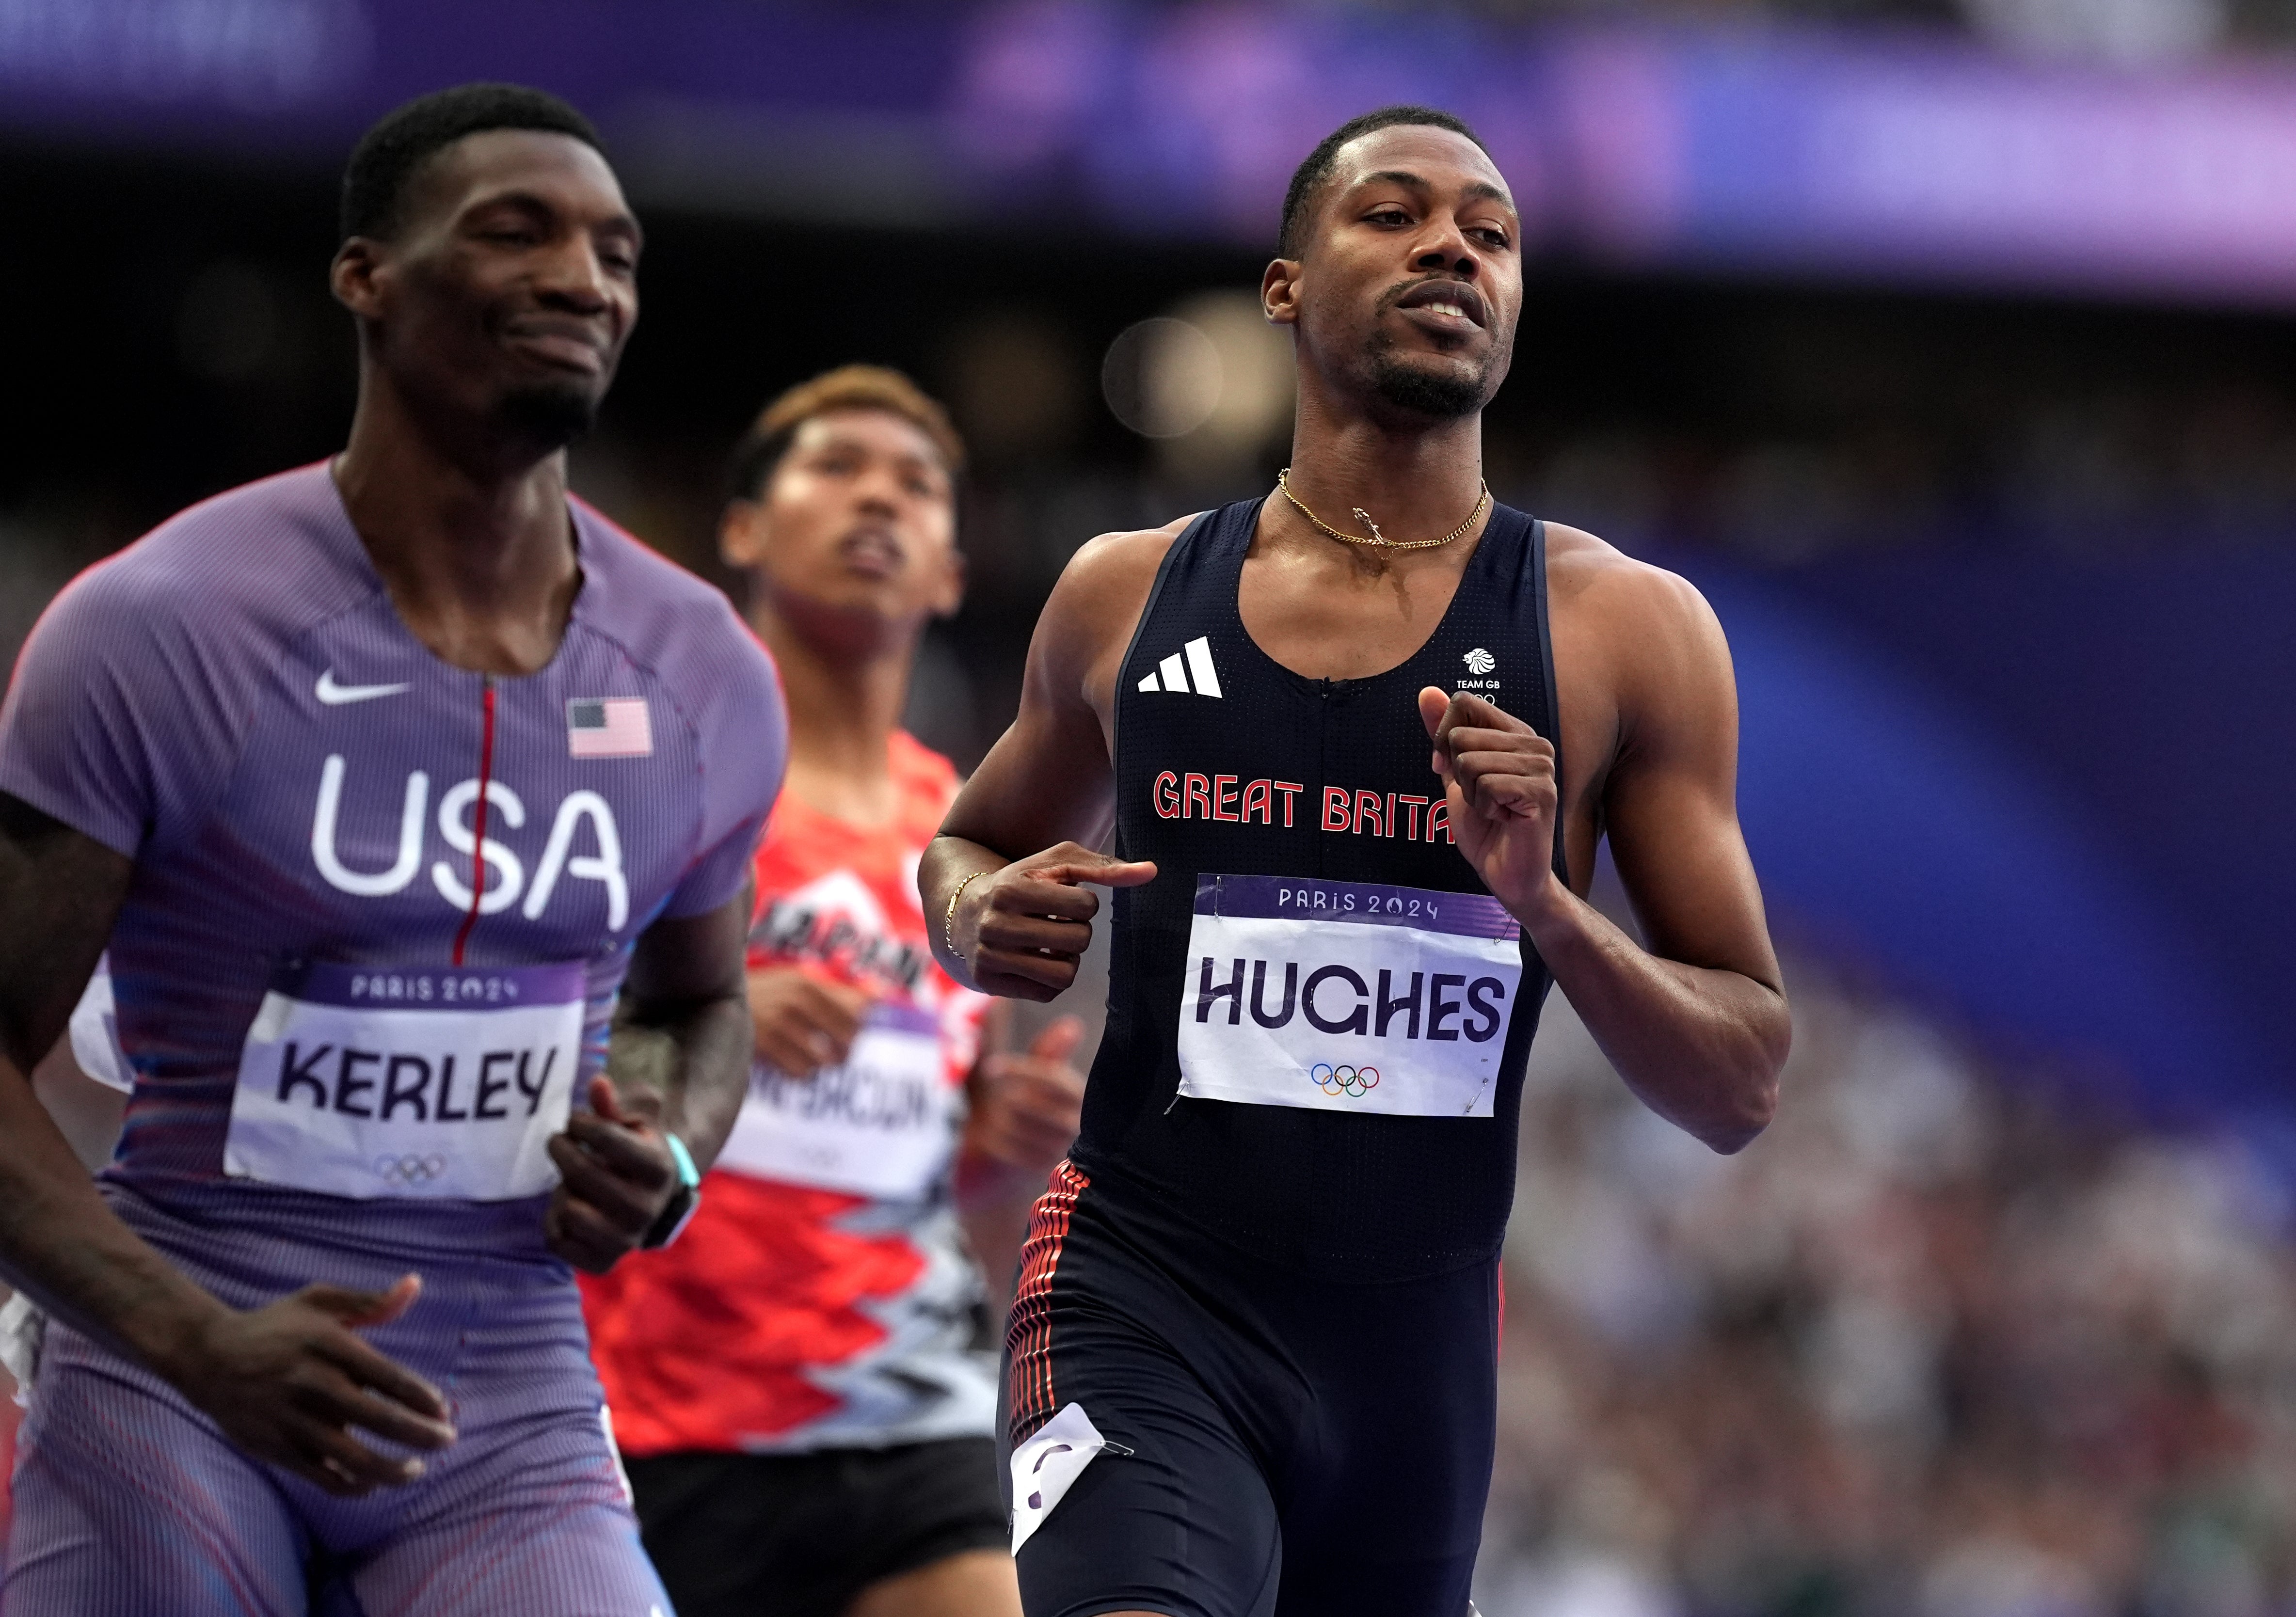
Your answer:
1541,521 -> 1736,775
1037,514 -> 1202,677
1053,514 -> 1198,607
1543,521 -> 1727,670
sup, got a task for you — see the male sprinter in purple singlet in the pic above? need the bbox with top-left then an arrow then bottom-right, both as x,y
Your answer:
0,86 -> 783,1615
921,107 -> 1793,1617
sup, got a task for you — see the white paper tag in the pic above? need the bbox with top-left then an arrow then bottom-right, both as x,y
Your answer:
0,1293 -> 46,1403
1175,874 -> 1522,1118
714,1003 -> 957,1201
225,960 -> 584,1201
1010,1402 -> 1114,1554
66,957 -> 132,1094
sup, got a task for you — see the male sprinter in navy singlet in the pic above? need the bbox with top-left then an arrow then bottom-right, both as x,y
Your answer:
921,107 -> 1793,1617
0,86 -> 782,1614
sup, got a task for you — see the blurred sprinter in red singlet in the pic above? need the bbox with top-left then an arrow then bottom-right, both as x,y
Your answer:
582,367 -> 1086,1617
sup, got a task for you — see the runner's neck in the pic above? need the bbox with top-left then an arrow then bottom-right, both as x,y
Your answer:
750,602 -> 918,829
1276,374 -> 1489,556
331,383 -> 582,678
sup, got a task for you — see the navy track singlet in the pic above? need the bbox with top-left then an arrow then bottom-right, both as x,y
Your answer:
1070,495 -> 1565,1284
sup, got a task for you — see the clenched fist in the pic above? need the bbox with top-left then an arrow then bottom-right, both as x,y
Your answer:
967,1016 -> 1087,1173
746,967 -> 871,1077
1419,687 -> 1562,921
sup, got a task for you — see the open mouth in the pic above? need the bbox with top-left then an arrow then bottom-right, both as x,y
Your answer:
839,527 -> 905,578
1393,279 -> 1490,330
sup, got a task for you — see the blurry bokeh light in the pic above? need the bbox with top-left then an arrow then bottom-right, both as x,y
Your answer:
1167,290 -> 1293,457
1102,292 -> 1294,479
1102,315 -> 1223,439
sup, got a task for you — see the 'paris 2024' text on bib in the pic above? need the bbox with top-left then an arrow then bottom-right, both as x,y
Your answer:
226,960 -> 584,1200
1177,874 -> 1522,1118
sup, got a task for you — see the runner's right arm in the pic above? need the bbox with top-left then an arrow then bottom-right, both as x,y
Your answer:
0,794 -> 455,1494
922,526 -> 1179,1000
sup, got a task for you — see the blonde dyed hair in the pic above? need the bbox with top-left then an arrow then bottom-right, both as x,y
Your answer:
727,364 -> 965,502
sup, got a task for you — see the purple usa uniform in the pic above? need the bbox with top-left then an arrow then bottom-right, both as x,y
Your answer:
0,464 -> 785,1616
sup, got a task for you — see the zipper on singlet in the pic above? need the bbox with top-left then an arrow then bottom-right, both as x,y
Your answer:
450,675 -> 497,967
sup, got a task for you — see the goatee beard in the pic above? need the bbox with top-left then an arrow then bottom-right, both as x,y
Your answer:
501,380 -> 601,450
1367,353 -> 1486,421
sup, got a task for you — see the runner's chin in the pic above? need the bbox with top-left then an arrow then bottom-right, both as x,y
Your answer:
501,376 -> 602,448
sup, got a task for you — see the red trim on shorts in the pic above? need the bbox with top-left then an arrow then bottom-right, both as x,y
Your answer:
1005,1159 -> 1090,1443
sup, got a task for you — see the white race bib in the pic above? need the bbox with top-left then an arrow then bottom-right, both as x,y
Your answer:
1176,874 -> 1521,1118
715,1002 -> 957,1201
225,960 -> 585,1200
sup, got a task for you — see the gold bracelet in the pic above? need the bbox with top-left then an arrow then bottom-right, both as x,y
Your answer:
943,870 -> 989,964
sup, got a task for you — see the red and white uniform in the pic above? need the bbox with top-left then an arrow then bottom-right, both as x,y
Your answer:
583,732 -> 994,1454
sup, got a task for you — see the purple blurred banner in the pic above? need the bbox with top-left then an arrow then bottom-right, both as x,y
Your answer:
10,0 -> 2296,299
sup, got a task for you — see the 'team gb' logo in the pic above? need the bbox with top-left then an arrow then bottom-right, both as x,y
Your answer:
1462,647 -> 1496,677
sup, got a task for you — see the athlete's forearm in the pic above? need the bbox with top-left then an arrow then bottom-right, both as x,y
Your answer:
1519,879 -> 1787,1153
0,1063 -> 229,1378
919,836 -> 1011,993
611,890 -> 758,1171
616,994 -> 750,1171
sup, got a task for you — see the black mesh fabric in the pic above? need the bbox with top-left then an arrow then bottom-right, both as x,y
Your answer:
1070,497 -> 1565,1283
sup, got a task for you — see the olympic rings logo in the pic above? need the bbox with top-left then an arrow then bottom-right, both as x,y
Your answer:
1310,1063 -> 1379,1099
375,1154 -> 447,1185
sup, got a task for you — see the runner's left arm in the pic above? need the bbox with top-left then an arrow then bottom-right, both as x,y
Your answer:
544,885 -> 753,1273
1421,564 -> 1789,1154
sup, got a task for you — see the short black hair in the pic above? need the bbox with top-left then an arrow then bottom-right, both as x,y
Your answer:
1277,105 -> 1490,259
340,83 -> 602,243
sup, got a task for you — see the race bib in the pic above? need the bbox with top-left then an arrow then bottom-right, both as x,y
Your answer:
1176,874 -> 1521,1118
715,1002 -> 957,1201
225,960 -> 585,1200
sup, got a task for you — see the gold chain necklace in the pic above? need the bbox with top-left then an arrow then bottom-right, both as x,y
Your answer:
1276,468 -> 1490,552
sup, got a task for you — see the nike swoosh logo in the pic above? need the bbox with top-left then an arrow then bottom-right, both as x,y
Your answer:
315,669 -> 412,706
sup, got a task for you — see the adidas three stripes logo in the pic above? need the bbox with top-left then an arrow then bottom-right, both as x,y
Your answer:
1137,636 -> 1223,698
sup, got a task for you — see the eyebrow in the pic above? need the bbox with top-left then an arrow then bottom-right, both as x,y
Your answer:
809,432 -> 949,473
1356,171 -> 1515,212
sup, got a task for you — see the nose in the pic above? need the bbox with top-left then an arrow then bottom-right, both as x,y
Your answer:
534,238 -> 614,313
1411,216 -> 1481,280
852,461 -> 905,515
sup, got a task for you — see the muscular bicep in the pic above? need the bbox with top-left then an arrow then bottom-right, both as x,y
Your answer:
943,673 -> 1115,859
1598,584 -> 1784,996
0,793 -> 133,1076
939,529 -> 1170,860
623,883 -> 751,1016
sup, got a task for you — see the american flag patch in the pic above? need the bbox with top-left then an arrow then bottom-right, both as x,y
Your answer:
567,698 -> 652,758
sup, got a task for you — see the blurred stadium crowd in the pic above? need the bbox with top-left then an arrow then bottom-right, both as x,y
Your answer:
1271,0 -> 2296,63
4,6 -> 2295,1599
1481,962 -> 2296,1617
